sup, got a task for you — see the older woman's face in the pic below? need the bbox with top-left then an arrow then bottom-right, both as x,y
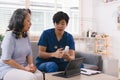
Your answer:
22,13 -> 31,32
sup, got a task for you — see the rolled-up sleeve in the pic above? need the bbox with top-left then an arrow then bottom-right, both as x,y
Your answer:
38,31 -> 48,47
68,35 -> 75,50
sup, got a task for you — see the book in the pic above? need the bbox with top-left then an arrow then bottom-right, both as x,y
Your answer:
81,68 -> 101,76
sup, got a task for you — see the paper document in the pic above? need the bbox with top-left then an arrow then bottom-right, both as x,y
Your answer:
81,68 -> 101,76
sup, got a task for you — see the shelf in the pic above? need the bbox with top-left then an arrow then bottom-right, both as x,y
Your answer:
79,35 -> 110,55
95,44 -> 107,46
95,35 -> 110,56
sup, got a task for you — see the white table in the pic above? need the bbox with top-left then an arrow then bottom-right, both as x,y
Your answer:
45,72 -> 118,80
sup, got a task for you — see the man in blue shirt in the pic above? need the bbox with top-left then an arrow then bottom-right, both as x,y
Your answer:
36,11 -> 75,72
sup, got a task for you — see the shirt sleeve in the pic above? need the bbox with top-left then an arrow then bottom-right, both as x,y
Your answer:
1,32 -> 15,60
38,31 -> 48,47
67,34 -> 75,50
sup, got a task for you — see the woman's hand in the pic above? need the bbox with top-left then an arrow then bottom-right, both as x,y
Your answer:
25,64 -> 37,73
29,64 -> 37,73
24,66 -> 31,72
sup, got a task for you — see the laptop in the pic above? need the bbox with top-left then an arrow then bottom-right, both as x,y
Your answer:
53,58 -> 84,78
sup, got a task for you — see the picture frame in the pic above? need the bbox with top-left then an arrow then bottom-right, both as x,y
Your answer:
103,0 -> 118,3
117,6 -> 120,30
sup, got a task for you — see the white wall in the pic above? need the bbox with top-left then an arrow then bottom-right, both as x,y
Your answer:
80,0 -> 96,35
94,1 -> 120,67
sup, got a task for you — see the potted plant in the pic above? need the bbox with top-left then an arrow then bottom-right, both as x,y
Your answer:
0,34 -> 4,42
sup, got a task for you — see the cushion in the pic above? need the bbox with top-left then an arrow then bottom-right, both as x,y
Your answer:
84,63 -> 98,70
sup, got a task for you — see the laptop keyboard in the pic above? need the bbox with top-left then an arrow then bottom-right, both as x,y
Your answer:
53,69 -> 80,78
65,69 -> 80,76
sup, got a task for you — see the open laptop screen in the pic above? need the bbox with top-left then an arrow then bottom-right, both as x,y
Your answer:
53,58 -> 84,78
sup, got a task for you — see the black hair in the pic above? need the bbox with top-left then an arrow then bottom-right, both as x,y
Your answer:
8,8 -> 31,39
26,8 -> 31,15
53,11 -> 69,24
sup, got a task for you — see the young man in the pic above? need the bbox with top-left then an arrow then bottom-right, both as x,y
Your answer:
36,11 -> 75,72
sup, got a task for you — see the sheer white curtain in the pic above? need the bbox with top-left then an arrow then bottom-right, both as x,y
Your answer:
0,0 -> 80,36
0,0 -> 25,35
30,0 -> 80,36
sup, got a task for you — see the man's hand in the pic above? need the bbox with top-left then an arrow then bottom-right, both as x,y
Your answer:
51,48 -> 63,58
62,51 -> 70,60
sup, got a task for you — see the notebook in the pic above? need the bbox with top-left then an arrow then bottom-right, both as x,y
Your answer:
81,68 -> 101,76
53,58 -> 84,78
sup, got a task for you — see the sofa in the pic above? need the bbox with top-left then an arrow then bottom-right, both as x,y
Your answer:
30,41 -> 103,71
0,41 -> 103,71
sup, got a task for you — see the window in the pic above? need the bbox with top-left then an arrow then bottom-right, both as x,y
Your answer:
0,0 -> 81,37
0,0 -> 25,34
30,0 -> 80,36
